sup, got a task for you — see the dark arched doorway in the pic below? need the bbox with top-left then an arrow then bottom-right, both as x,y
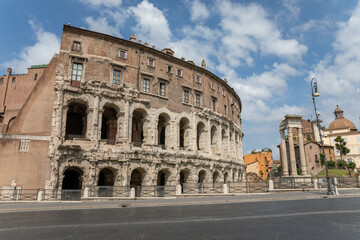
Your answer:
98,168 -> 115,197
62,167 -> 83,200
157,169 -> 168,197
180,169 -> 189,193
198,170 -> 206,193
130,168 -> 144,197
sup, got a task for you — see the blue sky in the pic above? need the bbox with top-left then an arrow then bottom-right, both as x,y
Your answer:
1,0 -> 360,159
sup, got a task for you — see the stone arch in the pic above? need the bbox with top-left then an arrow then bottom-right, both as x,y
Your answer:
101,106 -> 118,144
196,121 -> 206,151
98,167 -> 115,186
65,102 -> 88,139
210,125 -> 218,153
130,168 -> 146,187
157,168 -> 170,186
179,117 -> 191,149
62,167 -> 83,190
157,112 -> 171,148
198,169 -> 206,184
131,108 -> 148,146
212,171 -> 219,183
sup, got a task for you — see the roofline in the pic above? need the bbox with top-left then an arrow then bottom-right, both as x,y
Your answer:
62,25 -> 242,112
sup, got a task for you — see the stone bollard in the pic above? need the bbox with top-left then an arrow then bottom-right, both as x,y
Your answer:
268,180 -> 274,191
37,190 -> 43,202
333,178 -> 339,195
223,184 -> 228,194
176,184 -> 182,195
130,187 -> 136,198
313,179 -> 318,190
83,187 -> 89,198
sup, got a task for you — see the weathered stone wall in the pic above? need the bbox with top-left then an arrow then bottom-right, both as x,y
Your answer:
48,25 -> 244,189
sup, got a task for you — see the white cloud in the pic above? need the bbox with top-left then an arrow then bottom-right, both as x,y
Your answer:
85,16 -> 122,37
128,0 -> 171,49
188,0 -> 210,22
282,0 -> 300,19
217,0 -> 307,67
79,0 -> 122,8
2,20 -> 60,74
309,2 -> 360,127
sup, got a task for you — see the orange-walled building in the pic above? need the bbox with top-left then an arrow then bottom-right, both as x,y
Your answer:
244,151 -> 273,180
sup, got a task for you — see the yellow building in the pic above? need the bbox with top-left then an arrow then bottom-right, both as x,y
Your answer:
244,151 -> 273,180
323,106 -> 360,169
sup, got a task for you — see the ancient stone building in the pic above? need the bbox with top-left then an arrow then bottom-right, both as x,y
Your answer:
0,25 -> 245,193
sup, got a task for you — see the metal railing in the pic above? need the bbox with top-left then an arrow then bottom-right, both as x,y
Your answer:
271,177 -> 314,189
132,141 -> 142,147
89,186 -> 130,198
133,186 -> 176,197
65,134 -> 85,140
336,177 -> 360,188
228,182 -> 268,193
182,183 -> 223,194
106,139 -> 116,145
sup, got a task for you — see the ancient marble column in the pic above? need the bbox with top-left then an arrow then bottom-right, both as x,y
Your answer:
280,130 -> 289,177
288,127 -> 297,176
298,128 -> 308,175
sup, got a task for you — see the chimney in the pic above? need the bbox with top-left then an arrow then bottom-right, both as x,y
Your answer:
129,34 -> 136,42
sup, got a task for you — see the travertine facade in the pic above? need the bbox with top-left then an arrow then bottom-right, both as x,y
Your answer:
46,25 -> 245,191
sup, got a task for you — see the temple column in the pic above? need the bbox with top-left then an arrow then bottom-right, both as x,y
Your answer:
298,128 -> 308,175
288,127 -> 297,176
280,130 -> 289,177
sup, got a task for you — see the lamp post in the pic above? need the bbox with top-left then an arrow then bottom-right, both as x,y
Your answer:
311,78 -> 334,195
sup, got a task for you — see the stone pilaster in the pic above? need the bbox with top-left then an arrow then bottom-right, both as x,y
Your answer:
298,128 -> 308,175
280,130 -> 289,176
288,127 -> 297,176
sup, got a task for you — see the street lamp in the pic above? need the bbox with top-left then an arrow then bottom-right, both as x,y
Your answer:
311,78 -> 334,195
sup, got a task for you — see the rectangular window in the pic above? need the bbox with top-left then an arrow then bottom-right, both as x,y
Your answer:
344,137 -> 348,142
160,83 -> 166,96
0,78 -> 4,85
211,82 -> 215,90
357,136 -> 360,142
167,65 -> 172,73
71,63 -> 83,81
195,93 -> 201,106
224,104 -> 227,114
183,90 -> 189,103
315,154 -> 318,162
143,78 -> 150,92
212,98 -> 216,111
358,147 -> 360,153
34,74 -> 38,81
18,139 -> 30,153
177,69 -> 182,77
148,58 -> 154,67
113,70 -> 121,85
119,50 -> 127,58
72,41 -> 81,52
12,77 -> 16,83
196,75 -> 201,84
222,88 -> 225,96
217,86 -> 220,93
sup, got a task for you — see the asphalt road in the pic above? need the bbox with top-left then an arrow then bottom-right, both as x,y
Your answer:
1,197 -> 360,240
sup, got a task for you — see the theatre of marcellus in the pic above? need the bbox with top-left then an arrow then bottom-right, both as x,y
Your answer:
0,25 -> 245,196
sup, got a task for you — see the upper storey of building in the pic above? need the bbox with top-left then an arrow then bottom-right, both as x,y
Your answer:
59,25 -> 242,127
326,105 -> 357,134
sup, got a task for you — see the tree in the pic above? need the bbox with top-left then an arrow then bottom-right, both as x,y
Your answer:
337,160 -> 348,169
347,161 -> 356,170
334,136 -> 350,161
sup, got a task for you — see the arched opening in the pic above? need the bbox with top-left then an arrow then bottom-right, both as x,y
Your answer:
211,125 -> 218,153
130,168 -> 145,197
98,168 -> 115,186
179,117 -> 190,149
97,168 -> 115,197
157,169 -> 169,197
65,102 -> 87,140
157,113 -> 170,149
197,122 -> 206,151
101,107 -> 118,144
62,167 -> 83,190
198,170 -> 206,184
224,172 -> 229,183
180,169 -> 190,193
213,171 -> 219,183
131,109 -> 147,147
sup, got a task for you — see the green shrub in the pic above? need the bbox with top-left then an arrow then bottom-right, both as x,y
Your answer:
297,168 -> 301,175
327,160 -> 336,169
347,161 -> 356,170
337,160 -> 348,169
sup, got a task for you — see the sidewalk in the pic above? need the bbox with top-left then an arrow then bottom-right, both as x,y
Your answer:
0,189 -> 359,213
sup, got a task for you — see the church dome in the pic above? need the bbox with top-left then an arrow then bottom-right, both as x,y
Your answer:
328,105 -> 357,130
